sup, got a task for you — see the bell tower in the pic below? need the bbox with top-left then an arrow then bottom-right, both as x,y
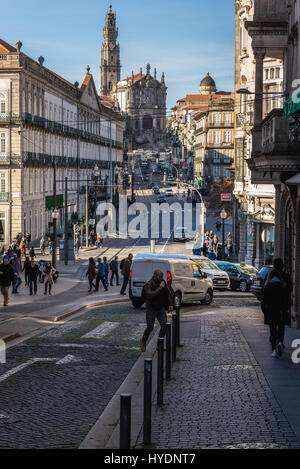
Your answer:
101,4 -> 121,96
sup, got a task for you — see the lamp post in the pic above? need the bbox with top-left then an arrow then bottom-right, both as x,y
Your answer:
220,208 -> 228,261
51,209 -> 59,269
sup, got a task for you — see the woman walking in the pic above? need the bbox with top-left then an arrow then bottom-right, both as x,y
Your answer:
262,268 -> 290,358
43,261 -> 56,295
86,258 -> 97,292
103,257 -> 109,288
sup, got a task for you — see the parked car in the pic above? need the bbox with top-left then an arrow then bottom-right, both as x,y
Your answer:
250,266 -> 273,301
130,257 -> 213,308
135,254 -> 230,291
153,186 -> 160,195
165,189 -> 173,197
215,261 -> 256,292
157,195 -> 166,204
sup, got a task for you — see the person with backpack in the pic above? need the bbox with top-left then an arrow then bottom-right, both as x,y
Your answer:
120,254 -> 133,296
262,266 -> 291,358
22,256 -> 31,286
0,256 -> 15,306
43,261 -> 56,295
140,269 -> 174,352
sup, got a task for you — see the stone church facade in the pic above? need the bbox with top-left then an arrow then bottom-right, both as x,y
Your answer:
101,6 -> 167,150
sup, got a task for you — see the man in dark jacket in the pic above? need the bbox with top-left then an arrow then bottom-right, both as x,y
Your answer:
140,270 -> 174,352
28,259 -> 40,295
120,254 -> 133,295
0,256 -> 15,306
110,256 -> 120,286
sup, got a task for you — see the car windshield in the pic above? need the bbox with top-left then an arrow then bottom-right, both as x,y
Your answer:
197,259 -> 219,270
258,267 -> 272,278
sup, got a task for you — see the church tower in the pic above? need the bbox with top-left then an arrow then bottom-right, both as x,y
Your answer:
101,5 -> 121,96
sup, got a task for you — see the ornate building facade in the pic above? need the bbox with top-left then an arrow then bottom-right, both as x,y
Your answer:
234,0 -> 283,266
100,6 -> 167,150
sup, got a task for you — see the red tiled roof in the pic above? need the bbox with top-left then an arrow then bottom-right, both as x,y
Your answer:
123,72 -> 145,83
0,39 -> 17,53
80,73 -> 92,96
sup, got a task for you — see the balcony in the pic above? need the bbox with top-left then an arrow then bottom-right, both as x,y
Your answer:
0,152 -> 10,164
0,192 -> 9,202
261,108 -> 289,154
0,113 -> 11,123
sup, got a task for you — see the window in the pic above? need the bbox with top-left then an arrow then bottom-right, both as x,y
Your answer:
224,169 -> 231,179
0,212 -> 5,242
224,131 -> 232,143
223,149 -> 232,162
276,68 -> 280,79
213,150 -> 221,163
265,69 -> 269,80
214,113 -> 221,124
0,172 -> 6,192
270,68 -> 274,79
0,133 -> 6,153
213,166 -> 221,179
224,113 -> 232,124
0,91 -> 7,115
213,131 -> 221,144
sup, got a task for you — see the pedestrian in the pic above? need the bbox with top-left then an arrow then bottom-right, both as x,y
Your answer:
215,221 -> 221,232
95,258 -> 108,292
12,256 -> 22,294
226,232 -> 233,257
120,253 -> 133,296
202,241 -> 208,257
40,236 -> 46,256
28,259 -> 40,296
212,235 -> 219,255
97,233 -> 102,248
261,267 -> 291,358
22,256 -> 31,286
43,261 -> 56,295
110,256 -> 120,286
0,256 -> 15,306
26,232 -> 31,248
103,257 -> 109,287
29,245 -> 36,259
140,269 -> 174,352
86,258 -> 97,292
20,239 -> 26,257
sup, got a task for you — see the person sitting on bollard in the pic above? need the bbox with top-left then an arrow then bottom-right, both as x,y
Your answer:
140,269 -> 174,353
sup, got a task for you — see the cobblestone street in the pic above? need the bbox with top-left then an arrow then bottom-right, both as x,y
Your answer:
136,294 -> 300,449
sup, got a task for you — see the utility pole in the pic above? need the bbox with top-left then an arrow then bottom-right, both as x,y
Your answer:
64,176 -> 68,265
85,174 -> 89,248
109,120 -> 113,201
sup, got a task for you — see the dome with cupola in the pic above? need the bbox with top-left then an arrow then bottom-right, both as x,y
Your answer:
199,72 -> 217,94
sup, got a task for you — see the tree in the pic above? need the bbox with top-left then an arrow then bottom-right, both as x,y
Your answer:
207,178 -> 234,217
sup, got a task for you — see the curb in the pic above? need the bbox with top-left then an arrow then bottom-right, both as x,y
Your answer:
79,328 -> 160,449
0,333 -> 22,343
52,298 -> 130,322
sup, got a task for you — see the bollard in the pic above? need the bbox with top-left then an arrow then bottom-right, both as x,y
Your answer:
176,306 -> 180,347
166,323 -> 171,381
143,358 -> 152,446
172,313 -> 177,362
157,337 -> 164,406
120,393 -> 131,449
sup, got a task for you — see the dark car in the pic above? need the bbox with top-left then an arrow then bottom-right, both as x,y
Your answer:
250,266 -> 272,302
215,261 -> 256,292
157,195 -> 166,204
152,186 -> 160,195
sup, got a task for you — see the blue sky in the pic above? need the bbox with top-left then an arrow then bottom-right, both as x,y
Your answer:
2,0 -> 235,112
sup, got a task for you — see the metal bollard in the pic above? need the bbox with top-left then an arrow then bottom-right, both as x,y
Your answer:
176,306 -> 180,346
157,337 -> 164,406
143,358 -> 152,446
166,323 -> 171,381
172,313 -> 177,362
120,393 -> 131,449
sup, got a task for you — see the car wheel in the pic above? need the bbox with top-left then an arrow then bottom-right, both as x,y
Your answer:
201,289 -> 213,305
240,280 -> 248,293
173,292 -> 182,309
132,301 -> 144,309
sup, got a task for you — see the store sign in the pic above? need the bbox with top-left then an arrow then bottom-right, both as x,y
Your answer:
221,193 -> 232,202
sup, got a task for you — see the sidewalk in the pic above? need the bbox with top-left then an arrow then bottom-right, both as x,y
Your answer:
137,305 -> 300,449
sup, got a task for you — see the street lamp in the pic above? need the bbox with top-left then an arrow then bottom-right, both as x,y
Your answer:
220,208 -> 228,261
51,208 -> 59,268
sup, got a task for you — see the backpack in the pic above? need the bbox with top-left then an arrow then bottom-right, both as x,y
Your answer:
120,259 -> 125,271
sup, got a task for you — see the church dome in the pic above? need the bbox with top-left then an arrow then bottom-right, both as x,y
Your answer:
199,72 -> 217,94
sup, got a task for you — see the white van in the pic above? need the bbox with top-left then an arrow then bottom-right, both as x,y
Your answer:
130,258 -> 213,309
135,253 -> 230,291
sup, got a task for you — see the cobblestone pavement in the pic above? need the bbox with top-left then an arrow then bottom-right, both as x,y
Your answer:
136,294 -> 300,449
0,303 -> 152,449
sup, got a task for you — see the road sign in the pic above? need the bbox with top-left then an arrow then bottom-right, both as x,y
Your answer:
221,193 -> 232,202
